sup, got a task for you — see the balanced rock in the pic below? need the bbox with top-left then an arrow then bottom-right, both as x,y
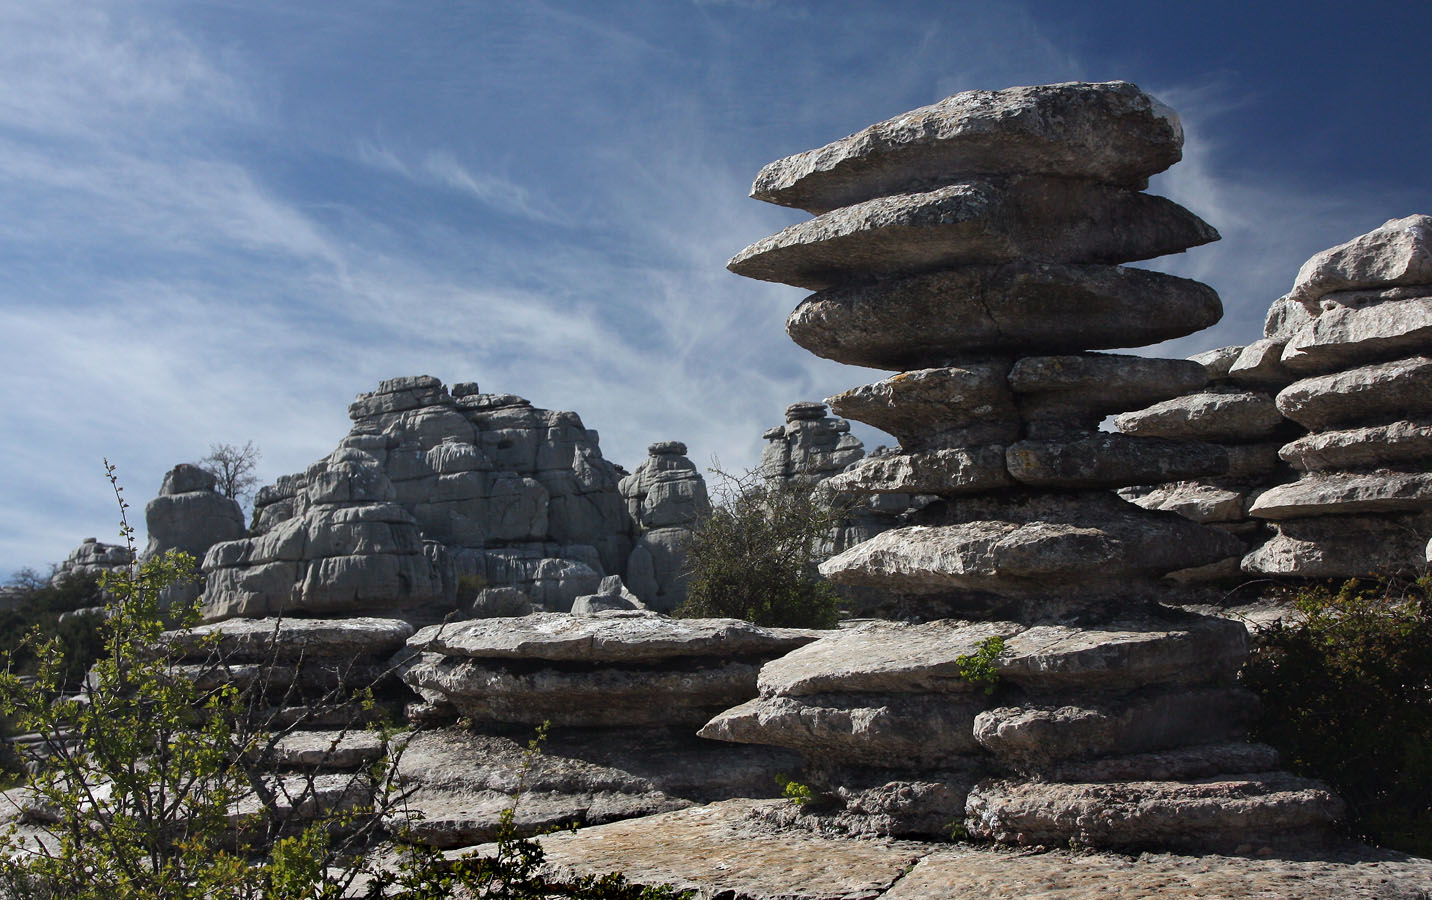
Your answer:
620,442 -> 708,611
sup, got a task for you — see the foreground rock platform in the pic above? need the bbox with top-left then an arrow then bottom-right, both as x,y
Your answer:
471,799 -> 1432,900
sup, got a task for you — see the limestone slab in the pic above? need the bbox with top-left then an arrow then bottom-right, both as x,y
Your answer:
1285,214 -> 1432,308
1250,471 -> 1432,519
1227,338 -> 1295,388
1282,294 -> 1432,374
1241,512 -> 1432,578
751,80 -> 1183,212
166,617 -> 414,663
826,365 -> 1018,449
787,262 -> 1222,368
1005,434 -> 1227,489
1277,356 -> 1432,429
406,611 -> 820,663
824,446 -> 1012,496
1114,389 -> 1284,442
729,177 -> 1218,291
1281,420 -> 1432,472
1121,481 -> 1245,524
1008,353 -> 1208,420
996,615 -> 1248,689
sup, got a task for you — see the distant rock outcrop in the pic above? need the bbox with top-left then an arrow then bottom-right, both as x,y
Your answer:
619,442 -> 710,612
51,538 -> 132,586
204,377 -> 643,621
143,463 -> 246,607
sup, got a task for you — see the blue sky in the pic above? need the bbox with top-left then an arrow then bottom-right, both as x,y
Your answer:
2,0 -> 1429,577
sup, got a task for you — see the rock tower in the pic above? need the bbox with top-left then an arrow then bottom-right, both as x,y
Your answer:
708,81 -> 1343,849
144,463 -> 246,607
1243,216 -> 1432,577
619,441 -> 710,611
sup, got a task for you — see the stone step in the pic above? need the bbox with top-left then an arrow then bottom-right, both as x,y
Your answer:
728,177 -> 1218,291
964,773 -> 1344,852
786,262 -> 1221,368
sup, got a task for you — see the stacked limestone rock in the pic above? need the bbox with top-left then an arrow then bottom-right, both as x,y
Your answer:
709,81 -> 1342,850
51,538 -> 132,586
1242,216 -> 1432,577
206,376 -> 639,619
144,463 -> 247,607
391,612 -> 816,846
618,442 -> 710,611
1114,346 -> 1300,583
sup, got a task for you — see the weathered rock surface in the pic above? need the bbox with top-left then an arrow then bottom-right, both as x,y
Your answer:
167,616 -> 414,663
1281,294 -> 1432,373
1242,512 -> 1432,577
1281,419 -> 1432,472
1009,353 -> 1208,430
995,615 -> 1248,689
1285,214 -> 1432,309
1119,481 -> 1245,523
751,81 -> 1184,212
619,442 -> 708,610
1114,389 -> 1285,442
143,464 -> 246,562
731,178 -> 1218,291
760,402 -> 865,486
50,537 -> 132,586
1004,434 -> 1227,488
1228,337 -> 1296,388
825,447 -> 1011,496
787,263 -> 1222,368
1249,471 -> 1432,519
827,364 -> 1018,448
1276,355 -> 1432,429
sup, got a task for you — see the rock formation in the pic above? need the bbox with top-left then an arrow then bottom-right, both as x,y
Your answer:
50,538 -> 133,586
1114,346 -> 1301,584
619,442 -> 709,611
143,463 -> 246,607
204,377 -> 642,620
710,80 -> 1342,850
1242,216 -> 1432,578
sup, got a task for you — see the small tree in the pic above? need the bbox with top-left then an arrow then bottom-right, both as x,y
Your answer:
198,442 -> 262,506
674,468 -> 845,628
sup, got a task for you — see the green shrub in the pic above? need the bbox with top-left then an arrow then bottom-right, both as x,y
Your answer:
1241,576 -> 1432,855
674,469 -> 844,628
0,570 -> 107,689
955,635 -> 1005,696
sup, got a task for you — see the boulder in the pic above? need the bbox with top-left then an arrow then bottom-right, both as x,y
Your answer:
826,364 -> 1018,449
1115,390 -> 1285,442
786,262 -> 1222,368
751,81 -> 1183,212
729,177 -> 1218,290
1285,214 -> 1432,309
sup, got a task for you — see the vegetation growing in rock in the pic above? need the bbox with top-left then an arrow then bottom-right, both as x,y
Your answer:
1242,576 -> 1432,855
675,468 -> 843,628
955,635 -> 1006,695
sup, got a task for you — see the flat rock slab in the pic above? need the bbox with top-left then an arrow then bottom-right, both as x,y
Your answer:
1121,481 -> 1245,524
1009,354 -> 1208,419
1227,338 -> 1296,388
825,447 -> 1013,496
1114,390 -> 1284,442
729,178 -> 1218,291
1282,294 -> 1432,374
756,619 -> 1026,697
964,773 -> 1343,852
166,616 -> 414,662
1286,214 -> 1432,308
751,80 -> 1183,213
827,365 -> 1018,448
1249,471 -> 1432,519
1281,419 -> 1432,472
262,730 -> 385,769
1241,512 -> 1432,579
1005,434 -> 1227,489
787,263 -> 1221,368
463,799 -> 1432,900
1277,355 -> 1432,429
406,611 -> 821,663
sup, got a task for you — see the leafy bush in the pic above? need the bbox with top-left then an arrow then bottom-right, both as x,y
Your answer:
674,469 -> 844,628
1241,576 -> 1432,855
955,635 -> 1005,696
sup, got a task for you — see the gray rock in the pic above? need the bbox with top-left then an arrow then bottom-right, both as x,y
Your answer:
162,463 -> 218,495
1281,420 -> 1432,472
51,538 -> 133,586
820,494 -> 1244,596
1009,354 -> 1208,428
1005,434 -> 1227,489
406,611 -> 820,664
1121,481 -> 1245,524
144,465 -> 246,563
1187,346 -> 1243,380
996,615 -> 1249,689
1249,471 -> 1432,519
730,177 -> 1219,291
964,773 -> 1343,851
786,263 -> 1222,369
1285,214 -> 1432,309
165,616 -> 414,662
751,81 -> 1183,213
756,619 -> 1025,697
624,527 -> 694,613
1227,338 -> 1296,388
469,586 -> 533,618
1276,356 -> 1432,429
261,731 -> 385,769
824,447 -> 1012,496
1241,512 -> 1432,578
971,688 -> 1257,766
826,364 -> 1018,449
1264,293 -> 1316,341
1115,389 -> 1285,442
1281,294 -> 1432,374
760,405 -> 866,486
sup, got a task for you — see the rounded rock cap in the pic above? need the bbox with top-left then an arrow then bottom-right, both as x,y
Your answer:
649,441 -> 688,456
785,401 -> 828,422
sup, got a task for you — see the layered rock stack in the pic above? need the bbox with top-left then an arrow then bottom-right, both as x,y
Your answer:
711,81 -> 1342,850
1242,216 -> 1432,578
143,463 -> 246,607
206,377 -> 639,619
392,612 -> 816,846
1114,347 -> 1301,584
619,442 -> 710,611
50,538 -> 133,586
